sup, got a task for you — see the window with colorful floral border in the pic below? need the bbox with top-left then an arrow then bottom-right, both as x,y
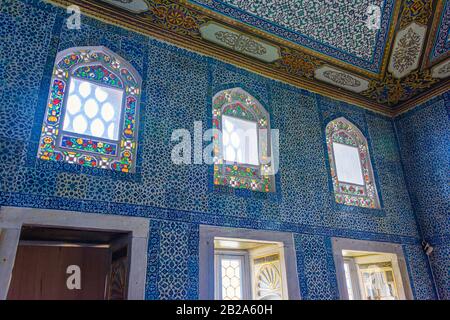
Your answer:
326,117 -> 380,209
212,88 -> 275,192
37,47 -> 141,173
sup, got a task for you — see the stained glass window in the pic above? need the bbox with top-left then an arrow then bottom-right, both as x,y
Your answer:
37,46 -> 142,173
326,117 -> 380,208
212,88 -> 275,192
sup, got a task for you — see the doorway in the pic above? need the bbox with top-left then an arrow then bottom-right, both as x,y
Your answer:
7,226 -> 130,300
0,207 -> 149,300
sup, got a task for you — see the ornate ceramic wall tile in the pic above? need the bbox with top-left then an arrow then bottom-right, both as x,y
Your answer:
315,65 -> 370,93
389,22 -> 427,79
199,22 -> 280,62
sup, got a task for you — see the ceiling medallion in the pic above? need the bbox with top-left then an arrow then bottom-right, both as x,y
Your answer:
388,22 -> 427,79
431,59 -> 450,79
199,22 -> 281,63
315,66 -> 370,93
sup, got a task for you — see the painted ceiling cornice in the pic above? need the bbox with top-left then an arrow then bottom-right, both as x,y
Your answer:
46,0 -> 450,116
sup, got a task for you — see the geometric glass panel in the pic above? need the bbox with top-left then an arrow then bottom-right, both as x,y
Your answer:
325,117 -> 380,208
221,258 -> 243,300
37,47 -> 141,173
63,78 -> 123,141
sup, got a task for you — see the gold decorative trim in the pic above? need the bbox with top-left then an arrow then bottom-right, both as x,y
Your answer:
181,0 -> 402,80
393,79 -> 450,116
43,0 -> 449,117
399,0 -> 433,29
199,21 -> 282,62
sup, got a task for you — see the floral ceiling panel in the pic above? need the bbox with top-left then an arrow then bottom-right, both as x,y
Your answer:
188,0 -> 398,73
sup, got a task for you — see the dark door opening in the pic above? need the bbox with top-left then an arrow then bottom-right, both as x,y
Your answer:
7,226 -> 132,300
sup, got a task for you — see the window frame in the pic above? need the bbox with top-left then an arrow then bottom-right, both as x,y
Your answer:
212,88 -> 275,192
325,117 -> 381,209
37,46 -> 142,173
331,237 -> 413,300
214,250 -> 251,300
199,226 -> 301,300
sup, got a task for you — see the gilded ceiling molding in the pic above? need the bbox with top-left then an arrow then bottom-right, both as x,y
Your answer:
362,70 -> 438,105
364,0 -> 443,106
43,0 -> 449,116
272,47 -> 323,80
143,0 -> 209,38
393,80 -> 450,115
399,0 -> 433,29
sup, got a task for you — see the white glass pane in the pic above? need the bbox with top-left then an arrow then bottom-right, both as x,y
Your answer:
222,131 -> 230,146
230,132 -> 240,148
225,146 -> 236,162
67,95 -> 81,115
222,115 -> 259,166
63,114 -> 71,130
62,78 -> 124,140
95,86 -> 108,102
332,142 -> 364,185
344,262 -> 354,300
107,123 -> 115,140
101,102 -> 115,122
221,258 -> 243,300
73,114 -> 87,134
91,118 -> 105,137
79,81 -> 91,98
84,98 -> 99,119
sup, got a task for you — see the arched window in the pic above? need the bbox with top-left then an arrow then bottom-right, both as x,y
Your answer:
326,117 -> 380,208
37,47 -> 142,173
212,88 -> 275,192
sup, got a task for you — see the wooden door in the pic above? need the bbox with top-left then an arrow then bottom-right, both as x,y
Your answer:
106,234 -> 131,300
7,244 -> 110,300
